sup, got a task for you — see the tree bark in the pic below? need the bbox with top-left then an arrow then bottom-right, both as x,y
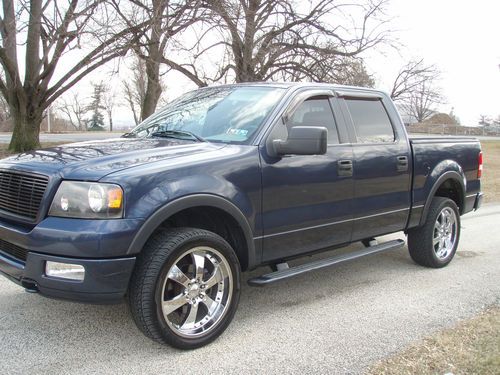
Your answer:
8,105 -> 41,152
140,59 -> 162,120
107,109 -> 113,131
138,0 -> 164,121
1,1 -> 144,152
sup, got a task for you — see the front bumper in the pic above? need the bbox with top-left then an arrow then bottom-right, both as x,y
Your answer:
0,250 -> 136,303
0,216 -> 143,303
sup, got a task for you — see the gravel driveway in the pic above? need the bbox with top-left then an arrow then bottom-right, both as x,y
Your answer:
1,204 -> 499,375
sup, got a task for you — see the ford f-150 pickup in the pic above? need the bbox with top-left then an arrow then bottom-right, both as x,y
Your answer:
0,83 -> 483,349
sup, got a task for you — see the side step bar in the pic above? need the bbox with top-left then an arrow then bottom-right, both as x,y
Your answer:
247,239 -> 405,287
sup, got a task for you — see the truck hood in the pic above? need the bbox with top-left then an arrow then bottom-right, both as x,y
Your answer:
0,138 -> 226,180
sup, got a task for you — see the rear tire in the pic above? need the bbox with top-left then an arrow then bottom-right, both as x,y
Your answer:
407,197 -> 460,268
128,228 -> 241,349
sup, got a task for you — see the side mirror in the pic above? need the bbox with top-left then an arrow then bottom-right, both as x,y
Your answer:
272,126 -> 327,156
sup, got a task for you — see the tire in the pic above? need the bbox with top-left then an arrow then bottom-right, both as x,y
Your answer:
128,227 -> 241,349
408,197 -> 461,268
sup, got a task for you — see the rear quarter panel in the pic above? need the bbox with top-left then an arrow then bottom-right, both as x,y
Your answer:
408,137 -> 481,227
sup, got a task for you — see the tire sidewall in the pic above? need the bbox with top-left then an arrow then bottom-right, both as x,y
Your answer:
153,232 -> 241,349
428,199 -> 461,266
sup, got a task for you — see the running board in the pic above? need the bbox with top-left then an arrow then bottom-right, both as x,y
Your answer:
247,239 -> 405,287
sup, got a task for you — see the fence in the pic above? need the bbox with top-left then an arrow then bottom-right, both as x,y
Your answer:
406,123 -> 500,136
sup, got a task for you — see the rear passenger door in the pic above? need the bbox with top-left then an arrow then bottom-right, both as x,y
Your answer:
337,91 -> 411,241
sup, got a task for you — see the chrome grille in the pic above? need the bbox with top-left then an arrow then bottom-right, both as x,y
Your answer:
0,170 -> 48,221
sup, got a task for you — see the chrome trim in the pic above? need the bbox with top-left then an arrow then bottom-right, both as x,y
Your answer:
256,207 -> 410,240
160,246 -> 233,338
433,207 -> 458,260
334,90 -> 383,99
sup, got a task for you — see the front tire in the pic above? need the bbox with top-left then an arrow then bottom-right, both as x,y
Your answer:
128,228 -> 241,349
408,197 -> 460,268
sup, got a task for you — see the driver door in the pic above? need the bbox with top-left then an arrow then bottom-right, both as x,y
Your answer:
260,89 -> 354,262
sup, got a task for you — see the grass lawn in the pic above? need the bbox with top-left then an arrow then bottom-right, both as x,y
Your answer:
481,141 -> 500,203
368,307 -> 500,375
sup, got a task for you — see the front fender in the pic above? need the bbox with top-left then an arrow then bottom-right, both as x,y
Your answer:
126,194 -> 257,269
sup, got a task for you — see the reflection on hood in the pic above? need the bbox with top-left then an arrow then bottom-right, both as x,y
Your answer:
0,137 -> 225,180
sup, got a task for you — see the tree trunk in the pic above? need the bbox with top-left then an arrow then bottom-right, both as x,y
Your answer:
108,112 -> 113,131
140,59 -> 162,121
8,106 -> 41,152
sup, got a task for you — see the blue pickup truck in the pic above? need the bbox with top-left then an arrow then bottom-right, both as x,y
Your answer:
0,83 -> 483,349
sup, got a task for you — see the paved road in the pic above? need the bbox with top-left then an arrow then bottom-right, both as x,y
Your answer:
1,205 -> 499,375
1,132 -> 500,144
0,132 -> 122,144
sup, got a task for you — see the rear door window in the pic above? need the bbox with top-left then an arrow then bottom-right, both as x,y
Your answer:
345,99 -> 395,143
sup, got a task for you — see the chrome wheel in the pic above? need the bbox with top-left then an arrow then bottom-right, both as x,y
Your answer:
160,246 -> 233,338
433,207 -> 457,260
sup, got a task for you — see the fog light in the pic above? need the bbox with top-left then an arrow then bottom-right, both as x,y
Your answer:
45,261 -> 85,281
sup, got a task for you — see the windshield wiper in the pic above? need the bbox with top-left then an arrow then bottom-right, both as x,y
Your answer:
150,130 -> 206,142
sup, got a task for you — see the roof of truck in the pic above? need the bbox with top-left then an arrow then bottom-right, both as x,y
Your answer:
206,81 -> 388,97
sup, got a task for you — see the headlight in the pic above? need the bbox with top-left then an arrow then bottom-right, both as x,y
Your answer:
49,181 -> 124,219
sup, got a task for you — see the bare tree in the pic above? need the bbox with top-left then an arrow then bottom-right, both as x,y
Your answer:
122,56 -> 167,125
400,81 -> 443,123
102,84 -> 116,131
389,59 -> 440,101
0,0 -> 144,151
123,82 -> 143,126
478,114 -> 491,127
172,0 -> 390,84
291,55 -> 375,86
113,0 -> 202,120
390,59 -> 444,123
57,92 -> 87,131
493,115 -> 500,127
0,92 -> 9,122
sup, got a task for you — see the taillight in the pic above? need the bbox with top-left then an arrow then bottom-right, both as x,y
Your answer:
478,151 -> 483,178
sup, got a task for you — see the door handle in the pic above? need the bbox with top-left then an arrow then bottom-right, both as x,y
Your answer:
397,156 -> 408,172
338,160 -> 353,177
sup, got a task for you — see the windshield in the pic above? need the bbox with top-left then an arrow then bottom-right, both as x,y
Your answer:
127,86 -> 285,144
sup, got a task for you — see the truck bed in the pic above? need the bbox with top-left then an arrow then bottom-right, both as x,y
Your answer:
407,135 -> 482,228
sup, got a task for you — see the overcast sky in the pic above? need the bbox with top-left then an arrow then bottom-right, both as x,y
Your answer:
367,0 -> 500,125
74,0 -> 500,129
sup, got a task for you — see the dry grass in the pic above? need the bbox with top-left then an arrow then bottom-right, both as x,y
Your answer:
368,307 -> 500,375
481,141 -> 500,203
